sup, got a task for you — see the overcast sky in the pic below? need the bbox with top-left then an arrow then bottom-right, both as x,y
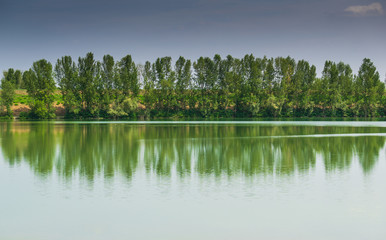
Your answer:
0,0 -> 385,78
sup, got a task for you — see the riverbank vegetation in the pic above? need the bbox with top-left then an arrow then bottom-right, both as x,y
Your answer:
1,53 -> 385,119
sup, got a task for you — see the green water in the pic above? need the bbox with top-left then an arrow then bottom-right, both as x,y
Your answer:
0,121 -> 385,240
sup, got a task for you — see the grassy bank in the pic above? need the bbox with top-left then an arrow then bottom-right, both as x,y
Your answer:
4,90 -> 64,117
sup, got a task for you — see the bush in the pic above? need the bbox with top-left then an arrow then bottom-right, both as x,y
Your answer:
30,100 -> 56,119
122,97 -> 138,116
19,111 -> 29,119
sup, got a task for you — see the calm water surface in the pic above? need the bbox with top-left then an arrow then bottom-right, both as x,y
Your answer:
0,121 -> 385,240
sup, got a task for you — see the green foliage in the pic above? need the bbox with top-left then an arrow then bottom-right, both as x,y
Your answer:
55,56 -> 81,116
2,54 -> 385,119
78,52 -> 101,116
1,68 -> 25,117
246,94 -> 260,117
118,55 -> 139,97
24,59 -> 56,119
29,100 -> 56,119
355,58 -> 383,117
122,97 -> 138,114
107,102 -> 127,118
3,68 -> 23,89
1,80 -> 15,116
107,97 -> 138,119
18,111 -> 29,119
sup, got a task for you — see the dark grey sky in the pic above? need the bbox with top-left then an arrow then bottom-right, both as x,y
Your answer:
1,0 -> 385,77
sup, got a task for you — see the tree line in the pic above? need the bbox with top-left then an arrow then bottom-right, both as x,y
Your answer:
1,53 -> 385,119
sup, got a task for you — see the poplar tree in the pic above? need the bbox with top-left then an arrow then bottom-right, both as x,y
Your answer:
0,73 -> 15,116
118,55 -> 138,97
55,56 -> 81,115
24,59 -> 56,118
78,52 -> 101,115
356,58 -> 384,116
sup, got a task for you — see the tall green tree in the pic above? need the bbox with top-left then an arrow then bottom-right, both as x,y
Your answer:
291,60 -> 316,116
321,61 -> 341,116
155,57 -> 176,113
2,68 -> 23,89
55,56 -> 81,115
100,54 -> 116,112
24,59 -> 56,118
78,52 -> 101,115
263,58 -> 275,95
355,58 -> 384,116
0,73 -> 15,116
118,55 -> 139,97
14,70 -> 23,89
142,61 -> 157,111
337,62 -> 353,98
175,56 -> 192,110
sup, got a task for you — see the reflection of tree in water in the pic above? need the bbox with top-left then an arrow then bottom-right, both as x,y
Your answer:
0,122 -> 385,181
355,136 -> 384,174
57,124 -> 140,181
1,122 -> 56,176
1,122 -> 25,167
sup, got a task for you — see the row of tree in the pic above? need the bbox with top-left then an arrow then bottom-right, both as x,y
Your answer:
1,53 -> 385,119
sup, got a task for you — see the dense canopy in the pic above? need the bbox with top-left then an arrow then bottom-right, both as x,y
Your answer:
1,53 -> 385,119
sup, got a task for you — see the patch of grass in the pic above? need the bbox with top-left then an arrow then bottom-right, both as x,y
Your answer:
13,93 -> 31,105
54,94 -> 63,102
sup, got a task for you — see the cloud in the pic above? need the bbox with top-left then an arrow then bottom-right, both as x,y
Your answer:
344,2 -> 384,16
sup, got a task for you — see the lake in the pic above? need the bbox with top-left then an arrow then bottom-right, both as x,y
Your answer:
0,121 -> 385,240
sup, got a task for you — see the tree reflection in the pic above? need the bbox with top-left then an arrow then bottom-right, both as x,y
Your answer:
1,122 -> 385,181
